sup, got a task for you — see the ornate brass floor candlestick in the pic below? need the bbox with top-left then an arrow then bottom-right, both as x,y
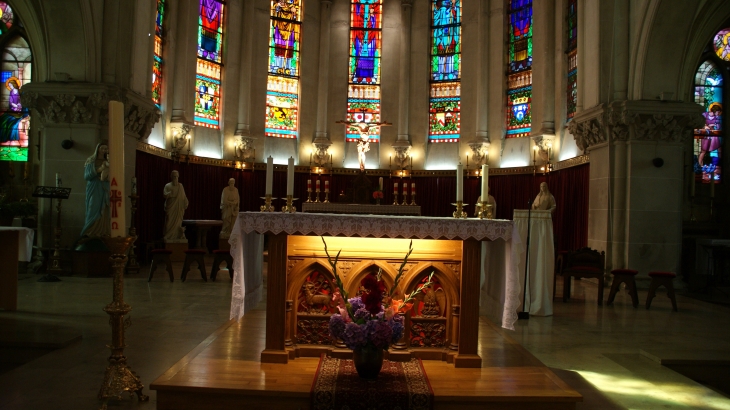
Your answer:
306,188 -> 312,203
452,201 -> 468,219
32,186 -> 71,282
260,195 -> 276,212
125,193 -> 140,274
401,190 -> 408,206
323,189 -> 330,203
98,236 -> 148,410
393,191 -> 399,205
477,201 -> 494,220
282,195 -> 297,213
315,188 -> 321,203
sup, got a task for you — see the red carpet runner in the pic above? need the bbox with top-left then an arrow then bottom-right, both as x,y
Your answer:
310,356 -> 433,410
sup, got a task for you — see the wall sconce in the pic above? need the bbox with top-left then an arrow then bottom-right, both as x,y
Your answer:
171,124 -> 193,161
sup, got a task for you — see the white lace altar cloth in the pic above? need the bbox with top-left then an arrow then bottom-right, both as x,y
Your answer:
229,212 -> 522,330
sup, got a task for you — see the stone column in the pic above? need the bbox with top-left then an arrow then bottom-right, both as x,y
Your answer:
235,0 -> 256,161
530,0 -> 555,142
568,101 -> 703,286
393,0 -> 413,163
312,0 -> 333,166
169,0 -> 198,138
488,0 -> 506,159
469,0 -> 490,166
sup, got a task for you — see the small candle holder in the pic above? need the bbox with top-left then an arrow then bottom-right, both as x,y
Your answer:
410,192 -> 417,206
323,190 -> 330,203
281,195 -> 297,213
315,189 -> 321,203
260,195 -> 276,212
452,201 -> 468,219
477,202 -> 494,220
306,188 -> 312,203
393,192 -> 399,205
401,191 -> 408,206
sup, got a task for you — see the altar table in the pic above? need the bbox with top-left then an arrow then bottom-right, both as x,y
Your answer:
302,202 -> 421,216
228,212 -> 523,367
513,209 -> 555,316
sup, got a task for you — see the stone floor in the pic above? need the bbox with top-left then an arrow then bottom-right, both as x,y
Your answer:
1,260 -> 729,410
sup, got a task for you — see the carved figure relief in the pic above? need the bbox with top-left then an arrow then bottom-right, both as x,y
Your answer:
297,271 -> 336,315
409,321 -> 447,348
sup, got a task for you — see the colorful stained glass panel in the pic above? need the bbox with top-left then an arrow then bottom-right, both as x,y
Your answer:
346,85 -> 380,142
0,36 -> 30,161
265,76 -> 299,138
430,0 -> 461,81
693,60 -> 723,183
713,28 -> 730,62
567,50 -> 577,120
506,86 -> 531,138
349,1 -> 382,85
508,0 -> 532,74
429,82 -> 460,142
198,0 -> 224,63
269,0 -> 301,77
0,2 -> 12,35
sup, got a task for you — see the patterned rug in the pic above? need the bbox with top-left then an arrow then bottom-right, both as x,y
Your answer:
310,355 -> 433,410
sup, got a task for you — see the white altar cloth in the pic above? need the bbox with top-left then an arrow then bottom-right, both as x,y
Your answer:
229,212 -> 523,330
512,210 -> 555,317
0,227 -> 34,262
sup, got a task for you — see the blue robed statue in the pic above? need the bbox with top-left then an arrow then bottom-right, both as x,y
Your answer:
79,142 -> 111,238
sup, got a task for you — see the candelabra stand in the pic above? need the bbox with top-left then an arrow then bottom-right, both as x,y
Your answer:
32,186 -> 71,282
260,195 -> 276,212
315,188 -> 321,203
98,236 -> 148,410
393,192 -> 399,205
410,193 -> 417,206
306,188 -> 313,203
323,190 -> 330,203
401,191 -> 408,206
477,202 -> 494,220
125,194 -> 140,274
281,195 -> 297,213
452,201 -> 468,219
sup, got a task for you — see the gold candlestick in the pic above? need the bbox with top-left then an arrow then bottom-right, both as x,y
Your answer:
393,192 -> 399,205
98,236 -> 149,410
306,188 -> 312,203
401,190 -> 408,206
410,192 -> 417,206
452,201 -> 468,219
260,195 -> 275,212
477,201 -> 494,220
323,190 -> 330,203
281,195 -> 297,213
315,188 -> 321,203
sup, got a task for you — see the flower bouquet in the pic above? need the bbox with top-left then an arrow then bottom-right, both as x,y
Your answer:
372,190 -> 383,205
322,237 -> 433,379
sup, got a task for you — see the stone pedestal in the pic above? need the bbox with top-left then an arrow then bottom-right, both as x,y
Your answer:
165,241 -> 188,262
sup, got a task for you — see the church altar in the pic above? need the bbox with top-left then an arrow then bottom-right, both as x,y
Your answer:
302,202 -> 421,215
228,212 -> 523,368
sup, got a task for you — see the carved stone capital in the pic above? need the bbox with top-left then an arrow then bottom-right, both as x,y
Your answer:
392,141 -> 412,169
21,83 -> 160,141
171,123 -> 193,156
312,136 -> 332,166
467,142 -> 490,166
234,136 -> 256,161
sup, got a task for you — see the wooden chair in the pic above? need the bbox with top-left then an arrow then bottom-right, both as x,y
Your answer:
553,250 -> 569,300
607,269 -> 639,308
646,271 -> 678,311
211,250 -> 234,281
148,249 -> 174,282
562,247 -> 606,305
181,249 -> 208,282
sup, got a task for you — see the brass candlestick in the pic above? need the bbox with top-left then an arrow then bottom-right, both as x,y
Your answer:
410,192 -> 417,206
323,190 -> 330,203
126,194 -> 140,274
393,192 -> 399,205
315,188 -> 321,203
401,191 -> 408,206
98,236 -> 148,410
282,195 -> 297,213
260,195 -> 276,212
306,188 -> 312,203
477,201 -> 494,220
452,201 -> 468,219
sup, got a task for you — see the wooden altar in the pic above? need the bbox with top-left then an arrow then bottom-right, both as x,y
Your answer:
229,212 -> 517,368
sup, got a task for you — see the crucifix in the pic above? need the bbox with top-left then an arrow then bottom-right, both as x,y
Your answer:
336,110 -> 392,171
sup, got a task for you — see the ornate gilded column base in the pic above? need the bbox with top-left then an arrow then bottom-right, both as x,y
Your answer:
98,236 -> 148,410
260,195 -> 276,212
452,201 -> 468,219
281,195 -> 297,213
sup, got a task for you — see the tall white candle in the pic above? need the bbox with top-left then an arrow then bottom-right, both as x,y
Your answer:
316,179 -> 320,191
265,156 -> 274,195
379,177 -> 383,191
481,164 -> 489,200
456,163 -> 463,201
286,156 -> 294,196
108,101 -> 127,237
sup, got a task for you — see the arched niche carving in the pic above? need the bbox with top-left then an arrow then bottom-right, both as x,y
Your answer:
287,258 -> 338,346
402,262 -> 461,310
344,260 -> 399,299
287,258 -> 336,309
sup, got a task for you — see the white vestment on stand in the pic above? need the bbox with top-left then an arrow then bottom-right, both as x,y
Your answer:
513,209 -> 554,316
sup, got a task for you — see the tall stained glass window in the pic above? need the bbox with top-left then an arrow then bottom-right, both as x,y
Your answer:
428,0 -> 461,143
693,60 -> 723,184
505,0 -> 532,138
346,0 -> 382,143
265,0 -> 302,139
152,0 -> 165,108
566,0 -> 577,121
0,2 -> 31,162
194,0 -> 224,129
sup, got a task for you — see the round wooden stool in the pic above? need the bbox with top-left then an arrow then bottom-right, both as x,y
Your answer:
181,249 -> 208,282
607,269 -> 639,307
646,271 -> 678,311
148,249 -> 174,282
211,250 -> 234,282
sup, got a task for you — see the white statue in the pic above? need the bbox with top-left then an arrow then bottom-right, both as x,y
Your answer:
336,114 -> 392,172
474,188 -> 497,217
532,182 -> 556,213
163,170 -> 189,242
220,178 -> 240,238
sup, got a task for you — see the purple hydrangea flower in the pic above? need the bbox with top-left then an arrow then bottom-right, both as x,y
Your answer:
390,320 -> 404,344
370,320 -> 393,349
329,314 -> 346,340
354,308 -> 371,321
343,322 -> 367,350
348,297 -> 364,312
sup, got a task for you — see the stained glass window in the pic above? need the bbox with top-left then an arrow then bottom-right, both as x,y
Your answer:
566,0 -> 577,121
0,3 -> 31,162
152,0 -> 165,108
266,0 -> 302,139
506,0 -> 532,138
429,0 -> 461,143
194,0 -> 225,129
693,60 -> 723,184
346,0 -> 382,143
714,28 -> 730,62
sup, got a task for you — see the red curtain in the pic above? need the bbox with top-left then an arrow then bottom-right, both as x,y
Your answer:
135,151 -> 588,252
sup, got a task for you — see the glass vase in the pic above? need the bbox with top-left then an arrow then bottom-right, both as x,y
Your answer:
352,345 -> 384,379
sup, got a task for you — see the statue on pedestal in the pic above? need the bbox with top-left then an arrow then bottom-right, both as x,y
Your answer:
220,178 -> 240,238
80,142 -> 110,238
163,170 -> 189,242
474,188 -> 497,217
532,182 -> 556,214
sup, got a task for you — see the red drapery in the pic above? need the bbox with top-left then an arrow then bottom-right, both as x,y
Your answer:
135,151 -> 588,252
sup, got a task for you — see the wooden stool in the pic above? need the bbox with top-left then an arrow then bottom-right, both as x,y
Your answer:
148,249 -> 174,282
181,249 -> 208,282
607,269 -> 639,307
646,271 -> 678,311
211,250 -> 234,282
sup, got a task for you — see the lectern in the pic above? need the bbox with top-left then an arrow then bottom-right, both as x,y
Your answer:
32,186 -> 71,282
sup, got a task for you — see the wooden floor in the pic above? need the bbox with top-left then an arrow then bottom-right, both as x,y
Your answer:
151,308 -> 581,410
